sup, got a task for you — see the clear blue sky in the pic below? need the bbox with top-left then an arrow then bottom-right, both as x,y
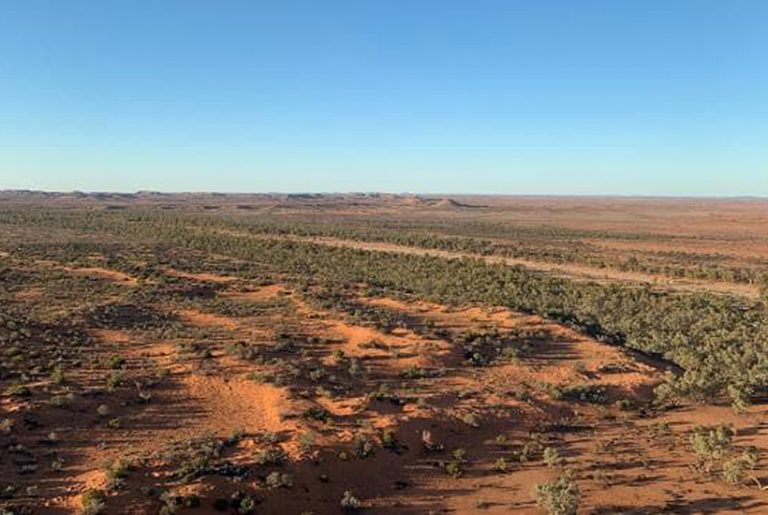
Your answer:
1,0 -> 766,195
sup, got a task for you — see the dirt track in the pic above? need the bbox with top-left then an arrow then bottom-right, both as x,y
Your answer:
224,230 -> 758,299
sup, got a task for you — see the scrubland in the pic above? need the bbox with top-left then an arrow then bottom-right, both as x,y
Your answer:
2,192 -> 768,514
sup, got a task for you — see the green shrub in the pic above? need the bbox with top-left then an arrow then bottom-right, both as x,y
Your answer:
543,447 -> 563,468
302,406 -> 331,422
352,434 -> 375,459
254,448 -> 286,466
461,413 -> 481,428
380,430 -> 400,452
106,355 -> 126,369
298,432 -> 315,453
3,384 -> 31,398
340,490 -> 362,510
50,393 -> 75,408
533,476 -> 580,515
690,425 -> 734,473
0,418 -> 13,434
265,471 -> 294,489
493,457 -> 509,473
79,489 -> 107,515
559,384 -> 607,404
104,459 -> 128,489
51,366 -> 66,385
445,448 -> 468,477
721,447 -> 760,485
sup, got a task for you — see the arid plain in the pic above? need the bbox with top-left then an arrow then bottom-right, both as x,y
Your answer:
2,192 -> 768,514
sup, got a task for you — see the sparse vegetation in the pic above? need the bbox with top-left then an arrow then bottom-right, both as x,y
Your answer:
2,199 -> 768,513
340,490 -> 362,510
690,425 -> 734,474
543,447 -> 563,468
533,476 -> 580,515
79,489 -> 107,515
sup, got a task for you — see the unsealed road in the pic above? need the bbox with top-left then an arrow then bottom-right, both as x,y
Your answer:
217,229 -> 759,299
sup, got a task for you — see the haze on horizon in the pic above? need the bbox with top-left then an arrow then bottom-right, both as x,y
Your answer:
1,0 -> 766,196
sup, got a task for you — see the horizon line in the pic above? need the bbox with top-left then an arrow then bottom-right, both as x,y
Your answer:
1,189 -> 767,200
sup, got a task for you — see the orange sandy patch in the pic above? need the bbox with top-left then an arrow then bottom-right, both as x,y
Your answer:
65,266 -> 139,286
14,286 -> 44,301
326,320 -> 393,349
364,296 -> 413,311
321,318 -> 438,370
225,283 -> 286,301
365,296 -> 664,398
165,268 -> 240,283
179,374 -> 298,443
145,340 -> 177,358
91,328 -> 131,344
179,308 -> 239,331
316,395 -> 366,418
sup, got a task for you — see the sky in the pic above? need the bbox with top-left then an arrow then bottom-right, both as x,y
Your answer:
0,0 -> 766,195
